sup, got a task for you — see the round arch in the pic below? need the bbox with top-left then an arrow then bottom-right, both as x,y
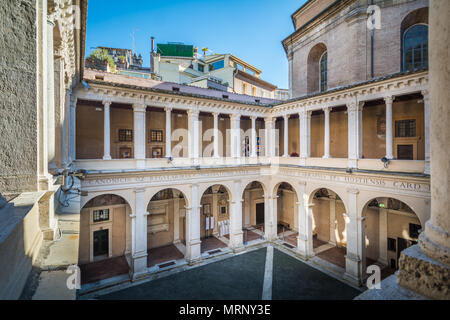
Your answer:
307,42 -> 328,94
307,187 -> 349,213
358,192 -> 428,227
146,185 -> 191,209
80,190 -> 134,212
198,182 -> 233,203
240,179 -> 269,200
147,187 -> 190,209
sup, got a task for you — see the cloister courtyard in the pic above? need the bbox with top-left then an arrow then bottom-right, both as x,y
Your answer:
79,245 -> 362,300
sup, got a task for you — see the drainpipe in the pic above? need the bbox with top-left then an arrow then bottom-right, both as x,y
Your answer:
370,0 -> 375,78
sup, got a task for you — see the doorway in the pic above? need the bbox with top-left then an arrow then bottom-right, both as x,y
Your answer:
94,229 -> 109,258
256,203 -> 264,225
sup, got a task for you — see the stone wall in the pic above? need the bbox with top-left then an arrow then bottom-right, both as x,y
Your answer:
0,0 -> 38,199
288,0 -> 429,98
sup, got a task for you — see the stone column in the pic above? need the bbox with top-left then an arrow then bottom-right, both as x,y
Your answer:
173,190 -> 180,244
296,181 -> 314,258
384,96 -> 394,160
243,190 -> 250,227
165,107 -> 172,158
283,115 -> 289,157
422,90 -> 430,174
185,184 -> 201,264
329,194 -> 336,245
378,198 -> 388,265
187,109 -> 200,161
264,117 -> 275,157
250,116 -> 257,157
347,102 -> 363,168
299,110 -> 311,160
264,195 -> 275,241
230,114 -> 241,159
402,0 -> 450,300
288,50 -> 294,99
102,100 -> 112,160
130,188 -> 149,280
229,180 -> 244,251
69,96 -> 77,162
212,188 -> 219,236
47,17 -> 56,171
133,103 -> 146,168
323,107 -> 331,159
344,188 -> 365,286
213,112 -> 220,158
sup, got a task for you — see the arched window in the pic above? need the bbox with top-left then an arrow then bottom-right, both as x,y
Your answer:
319,51 -> 328,92
403,24 -> 428,71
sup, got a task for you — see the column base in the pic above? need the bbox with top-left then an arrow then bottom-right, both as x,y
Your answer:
296,235 -> 314,259
229,231 -> 244,251
103,155 -> 112,160
185,239 -> 201,265
424,161 -> 431,175
419,221 -> 450,266
299,158 -> 307,166
136,159 -> 146,169
347,159 -> 358,169
397,245 -> 450,300
345,253 -> 362,286
130,252 -> 148,281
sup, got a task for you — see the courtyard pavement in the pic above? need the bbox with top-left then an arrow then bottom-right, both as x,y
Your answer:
96,246 -> 361,300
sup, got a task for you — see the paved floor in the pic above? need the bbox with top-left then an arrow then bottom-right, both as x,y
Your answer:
200,237 -> 227,253
147,244 -> 184,267
97,247 -> 360,300
80,256 -> 129,285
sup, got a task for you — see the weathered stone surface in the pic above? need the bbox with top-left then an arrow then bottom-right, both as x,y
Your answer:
397,245 -> 450,300
0,0 -> 38,197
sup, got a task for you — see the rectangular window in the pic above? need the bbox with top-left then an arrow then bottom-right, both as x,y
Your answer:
395,119 -> 416,137
209,60 -> 224,71
252,86 -> 256,96
246,69 -> 256,76
235,63 -> 244,71
388,238 -> 396,252
397,144 -> 414,160
118,129 -> 133,142
198,64 -> 204,72
93,209 -> 110,223
409,223 -> 421,239
150,130 -> 163,142
242,83 -> 247,95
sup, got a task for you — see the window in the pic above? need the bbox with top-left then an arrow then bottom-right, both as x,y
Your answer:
242,83 -> 247,95
246,69 -> 256,76
118,129 -> 133,142
319,51 -> 328,92
397,145 -> 414,160
409,223 -> 421,239
252,86 -> 256,96
150,130 -> 163,142
388,238 -> 396,252
209,60 -> 224,71
395,119 -> 416,137
235,63 -> 244,71
198,64 -> 204,72
93,209 -> 110,223
403,24 -> 428,71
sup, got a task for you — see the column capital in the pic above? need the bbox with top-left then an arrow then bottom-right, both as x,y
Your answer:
212,112 -> 220,118
135,187 -> 146,194
283,114 -> 290,120
102,99 -> 112,107
164,106 -> 173,112
230,113 -> 241,121
421,89 -> 430,101
187,109 -> 200,118
322,106 -> 332,114
383,95 -> 395,104
299,109 -> 312,119
346,102 -> 363,113
250,115 -> 257,121
298,180 -> 307,186
347,188 -> 360,195
132,103 -> 147,112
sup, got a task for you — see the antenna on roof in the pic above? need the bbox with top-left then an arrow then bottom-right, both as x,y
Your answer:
131,27 -> 139,53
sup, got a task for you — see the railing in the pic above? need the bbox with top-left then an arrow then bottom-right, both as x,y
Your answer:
73,157 -> 427,174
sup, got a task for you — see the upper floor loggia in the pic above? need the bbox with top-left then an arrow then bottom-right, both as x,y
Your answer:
71,68 -> 429,175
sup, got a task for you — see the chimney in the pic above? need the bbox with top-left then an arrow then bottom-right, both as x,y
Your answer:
150,36 -> 155,73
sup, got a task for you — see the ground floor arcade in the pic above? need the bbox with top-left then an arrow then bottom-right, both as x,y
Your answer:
76,168 -> 429,287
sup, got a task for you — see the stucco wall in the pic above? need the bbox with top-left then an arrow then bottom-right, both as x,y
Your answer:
0,0 -> 38,198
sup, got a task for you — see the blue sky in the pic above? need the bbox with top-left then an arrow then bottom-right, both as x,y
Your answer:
85,0 -> 307,89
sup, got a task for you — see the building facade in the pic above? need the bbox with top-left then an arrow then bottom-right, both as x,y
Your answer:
1,0 -> 448,300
